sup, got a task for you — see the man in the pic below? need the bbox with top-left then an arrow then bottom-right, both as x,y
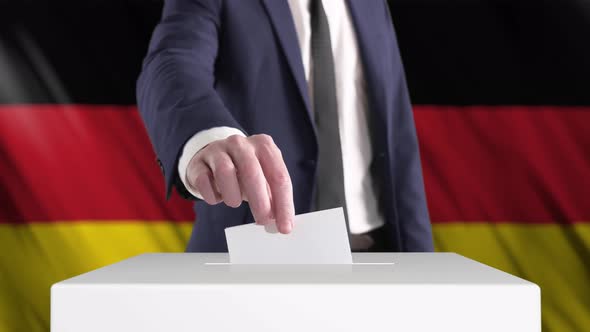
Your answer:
137,0 -> 433,252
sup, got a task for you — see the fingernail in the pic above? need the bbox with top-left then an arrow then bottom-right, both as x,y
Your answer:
285,221 -> 293,233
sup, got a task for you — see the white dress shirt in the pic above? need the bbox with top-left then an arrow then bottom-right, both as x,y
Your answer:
178,0 -> 385,234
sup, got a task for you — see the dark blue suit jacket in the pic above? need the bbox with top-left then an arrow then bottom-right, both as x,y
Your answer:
137,0 -> 434,252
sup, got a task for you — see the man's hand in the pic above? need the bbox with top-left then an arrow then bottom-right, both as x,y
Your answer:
186,134 -> 295,234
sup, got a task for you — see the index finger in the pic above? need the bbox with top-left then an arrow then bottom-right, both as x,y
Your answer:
225,137 -> 273,225
254,136 -> 294,234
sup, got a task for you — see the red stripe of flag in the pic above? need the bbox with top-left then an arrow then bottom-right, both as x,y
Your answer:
0,104 -> 588,224
0,105 -> 193,223
414,105 -> 590,223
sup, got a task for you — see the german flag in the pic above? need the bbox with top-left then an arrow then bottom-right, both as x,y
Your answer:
0,1 -> 588,331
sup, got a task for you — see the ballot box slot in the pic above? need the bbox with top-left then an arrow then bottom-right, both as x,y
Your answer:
203,262 -> 395,266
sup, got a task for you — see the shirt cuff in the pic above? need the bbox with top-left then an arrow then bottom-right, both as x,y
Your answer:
178,127 -> 246,199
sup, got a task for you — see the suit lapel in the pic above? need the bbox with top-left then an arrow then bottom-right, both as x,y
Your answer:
260,0 -> 312,117
260,0 -> 388,136
346,0 -> 388,131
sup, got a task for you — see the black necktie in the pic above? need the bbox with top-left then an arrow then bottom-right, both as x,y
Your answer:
310,0 -> 348,223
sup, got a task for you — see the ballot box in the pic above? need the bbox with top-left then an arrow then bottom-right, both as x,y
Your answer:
51,253 -> 540,332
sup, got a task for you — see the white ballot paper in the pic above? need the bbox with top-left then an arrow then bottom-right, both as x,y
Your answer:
225,207 -> 352,264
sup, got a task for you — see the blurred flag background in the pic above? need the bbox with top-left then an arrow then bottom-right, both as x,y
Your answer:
0,1 -> 588,331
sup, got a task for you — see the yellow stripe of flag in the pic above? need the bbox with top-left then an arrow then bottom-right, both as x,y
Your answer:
0,222 -> 193,332
434,223 -> 590,332
1,222 -> 589,332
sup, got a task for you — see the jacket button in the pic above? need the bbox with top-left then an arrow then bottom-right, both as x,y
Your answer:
157,159 -> 164,175
300,159 -> 316,168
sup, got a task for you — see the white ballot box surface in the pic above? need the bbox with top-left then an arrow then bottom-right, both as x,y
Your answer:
51,253 -> 540,332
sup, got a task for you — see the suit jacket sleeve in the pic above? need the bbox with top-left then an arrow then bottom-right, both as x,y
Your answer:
136,0 -> 245,198
384,0 -> 434,251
